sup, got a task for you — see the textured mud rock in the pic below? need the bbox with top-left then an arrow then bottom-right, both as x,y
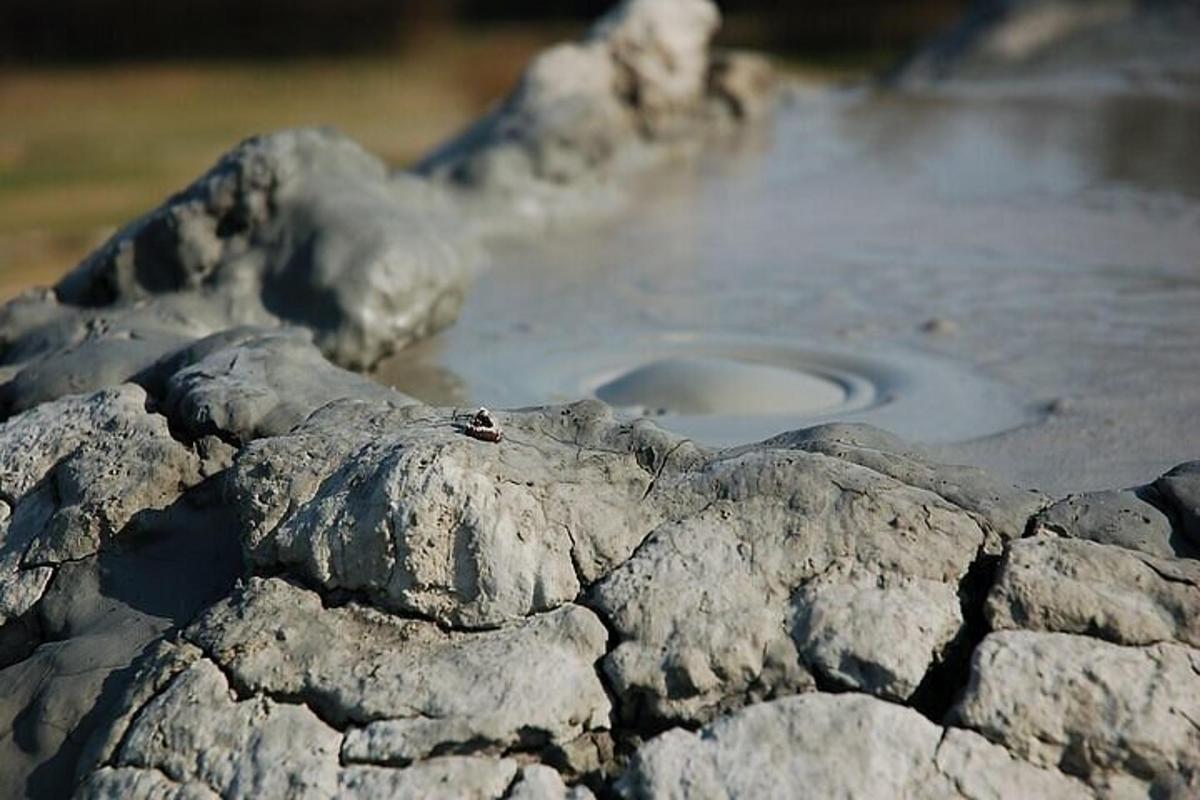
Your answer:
0,285 -> 274,418
72,639 -> 206,783
1034,489 -> 1181,557
77,636 -> 577,799
616,693 -> 1089,799
988,535 -> 1200,647
790,570 -> 963,702
953,631 -> 1200,793
0,386 -> 239,798
228,394 -> 989,720
0,321 -> 191,418
93,648 -> 340,797
765,423 -> 1045,547
10,382 -> 1196,798
154,327 -> 410,442
969,534 -> 1200,795
230,399 -> 705,628
417,0 -> 773,225
0,129 -> 475,394
79,758 -> 533,800
1033,463 -> 1200,558
1155,461 -> 1200,548
186,577 -> 610,762
590,445 -> 986,722
0,385 -> 208,641
508,764 -> 597,800
335,757 -> 520,800
77,768 -> 220,800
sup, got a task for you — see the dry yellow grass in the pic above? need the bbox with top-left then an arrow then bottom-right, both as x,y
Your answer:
0,27 -> 572,297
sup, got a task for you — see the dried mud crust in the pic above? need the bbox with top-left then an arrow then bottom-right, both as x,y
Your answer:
0,300 -> 1195,799
33,355 -> 1195,798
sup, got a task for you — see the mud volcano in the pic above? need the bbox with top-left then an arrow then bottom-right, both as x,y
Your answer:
440,336 -> 1034,446
2,0 -> 1200,798
596,355 -> 853,416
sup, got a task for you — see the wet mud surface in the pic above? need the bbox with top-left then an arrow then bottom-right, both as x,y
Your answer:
378,86 -> 1200,494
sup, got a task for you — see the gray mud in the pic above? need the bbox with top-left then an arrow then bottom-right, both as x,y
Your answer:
3,0 -> 1200,797
381,332 -> 1035,447
377,81 -> 1200,495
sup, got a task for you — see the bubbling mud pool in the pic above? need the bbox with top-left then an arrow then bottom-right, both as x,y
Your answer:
585,342 -> 1034,446
377,84 -> 1200,491
380,331 -> 1035,447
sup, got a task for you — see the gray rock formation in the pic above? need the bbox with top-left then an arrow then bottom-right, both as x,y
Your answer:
589,440 -> 988,722
987,535 -> 1200,647
1032,475 -> 1200,558
228,399 -> 706,628
615,693 -> 1090,799
417,0 -> 774,227
153,327 -> 410,443
74,638 -> 532,800
507,765 -> 597,800
0,385 -> 240,798
111,654 -> 343,797
953,504 -> 1200,796
77,768 -> 220,800
0,384 -> 215,654
188,577 -> 611,763
762,423 -> 1046,549
12,348 -> 1188,798
227,396 -> 1002,722
335,758 -> 522,800
789,569 -> 963,702
1155,461 -> 1200,549
1033,489 -> 1184,557
952,631 -> 1200,795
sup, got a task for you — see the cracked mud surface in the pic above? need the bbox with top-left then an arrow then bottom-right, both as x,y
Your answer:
2,0 -> 1200,797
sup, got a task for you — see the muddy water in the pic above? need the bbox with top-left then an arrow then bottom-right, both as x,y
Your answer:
377,85 -> 1200,495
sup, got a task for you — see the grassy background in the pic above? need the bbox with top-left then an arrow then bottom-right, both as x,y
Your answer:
0,28 -> 575,298
0,19 -> 898,299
